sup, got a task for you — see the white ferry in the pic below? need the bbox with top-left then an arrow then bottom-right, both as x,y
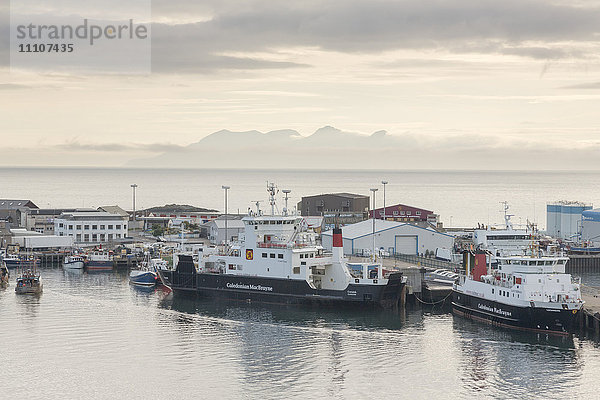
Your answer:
159,184 -> 406,309
452,252 -> 584,335
472,202 -> 534,257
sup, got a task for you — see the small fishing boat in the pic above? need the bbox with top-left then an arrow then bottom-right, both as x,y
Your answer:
15,269 -> 43,295
3,254 -> 40,270
63,255 -> 85,270
86,251 -> 114,271
129,258 -> 164,287
1,262 -> 9,288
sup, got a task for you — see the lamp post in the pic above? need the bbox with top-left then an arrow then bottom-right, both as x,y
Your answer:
222,185 -> 230,245
130,184 -> 138,225
381,180 -> 388,220
370,188 -> 378,260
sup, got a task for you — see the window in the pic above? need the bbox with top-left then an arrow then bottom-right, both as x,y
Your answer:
108,225 -> 113,229
100,234 -> 105,241
416,211 -> 421,216
293,267 -> 300,274
400,211 -> 405,215
116,225 -> 121,229
76,234 -> 81,241
100,225 -> 105,230
310,254 -> 314,258
84,234 -> 89,242
406,211 -> 411,215
68,225 -> 73,230
393,211 -> 398,216
84,225 -> 90,230
92,225 -> 98,230
76,225 -> 82,230
59,223 -> 63,228
300,254 -> 304,259
116,234 -> 121,238
92,234 -> 97,241
278,254 -> 283,259
262,253 -> 267,258
301,261 -> 306,265
108,234 -> 113,240
270,253 -> 275,258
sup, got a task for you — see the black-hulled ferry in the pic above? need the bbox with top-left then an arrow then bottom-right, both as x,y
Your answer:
159,184 -> 406,309
452,252 -> 583,335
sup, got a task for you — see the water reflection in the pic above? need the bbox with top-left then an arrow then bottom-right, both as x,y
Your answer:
454,317 -> 580,398
159,294 -> 411,332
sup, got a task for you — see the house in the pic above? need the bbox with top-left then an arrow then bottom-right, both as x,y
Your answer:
204,216 -> 245,244
0,199 -> 39,228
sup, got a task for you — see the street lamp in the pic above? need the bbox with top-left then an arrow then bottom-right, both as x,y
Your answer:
381,180 -> 388,220
222,185 -> 230,245
370,188 -> 378,260
130,184 -> 138,224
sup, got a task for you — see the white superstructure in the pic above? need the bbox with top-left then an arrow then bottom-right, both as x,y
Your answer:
473,202 -> 534,257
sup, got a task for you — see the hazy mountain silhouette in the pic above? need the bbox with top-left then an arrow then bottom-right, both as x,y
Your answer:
129,126 -> 403,169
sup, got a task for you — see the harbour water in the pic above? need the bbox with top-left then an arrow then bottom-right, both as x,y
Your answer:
3,167 -> 600,398
2,268 -> 600,399
1,167 -> 600,228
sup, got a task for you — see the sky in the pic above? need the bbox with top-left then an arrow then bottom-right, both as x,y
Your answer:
1,0 -> 600,169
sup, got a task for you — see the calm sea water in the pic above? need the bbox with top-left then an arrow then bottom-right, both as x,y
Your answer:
2,268 -> 600,399
0,167 -> 599,228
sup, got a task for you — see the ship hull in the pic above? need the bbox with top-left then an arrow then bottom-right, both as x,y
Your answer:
159,268 -> 405,309
452,290 -> 579,335
86,261 -> 114,271
4,259 -> 40,270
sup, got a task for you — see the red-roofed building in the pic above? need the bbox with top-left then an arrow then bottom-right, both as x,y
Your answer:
369,203 -> 438,224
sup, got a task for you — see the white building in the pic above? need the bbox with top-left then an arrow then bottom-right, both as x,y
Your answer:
546,201 -> 592,240
321,219 -> 454,256
582,209 -> 600,246
205,217 -> 246,244
54,212 -> 128,244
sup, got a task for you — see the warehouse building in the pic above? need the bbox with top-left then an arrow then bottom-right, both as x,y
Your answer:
298,193 -> 369,216
321,219 -> 454,256
582,209 -> 600,245
547,201 -> 592,240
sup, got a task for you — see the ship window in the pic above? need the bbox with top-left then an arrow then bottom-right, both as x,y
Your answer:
278,254 -> 283,259
262,253 -> 267,258
270,253 -> 275,258
293,266 -> 300,274
310,253 -> 314,258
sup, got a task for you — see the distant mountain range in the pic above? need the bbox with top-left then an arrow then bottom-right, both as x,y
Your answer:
127,125 -> 592,170
129,126 -> 405,169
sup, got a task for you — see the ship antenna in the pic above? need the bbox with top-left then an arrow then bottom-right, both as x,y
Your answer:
282,189 -> 291,217
252,200 -> 262,216
267,182 -> 279,215
500,201 -> 514,230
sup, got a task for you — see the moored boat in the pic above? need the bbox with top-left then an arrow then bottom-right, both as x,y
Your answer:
159,183 -> 406,309
3,254 -> 40,270
15,269 -> 43,295
85,251 -> 114,271
63,255 -> 85,270
452,251 -> 583,335
1,262 -> 9,288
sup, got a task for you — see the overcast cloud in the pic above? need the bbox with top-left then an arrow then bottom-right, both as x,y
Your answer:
1,1 -> 600,169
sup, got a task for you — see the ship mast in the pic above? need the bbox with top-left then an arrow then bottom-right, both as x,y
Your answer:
267,182 -> 279,216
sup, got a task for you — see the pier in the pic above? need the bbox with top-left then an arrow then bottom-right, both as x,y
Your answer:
579,286 -> 600,336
